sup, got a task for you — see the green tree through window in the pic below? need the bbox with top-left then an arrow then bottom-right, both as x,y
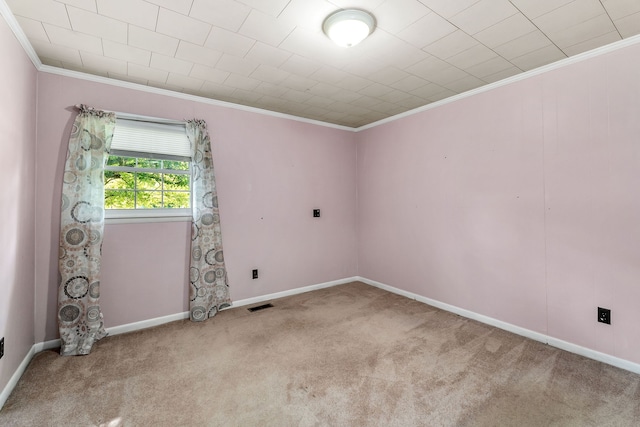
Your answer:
105,155 -> 190,209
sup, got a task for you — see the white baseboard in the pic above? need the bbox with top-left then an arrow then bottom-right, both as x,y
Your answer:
0,346 -> 35,411
226,276 -> 359,309
356,276 -> 640,375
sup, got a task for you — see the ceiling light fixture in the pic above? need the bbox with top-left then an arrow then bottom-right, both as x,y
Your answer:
323,9 -> 375,48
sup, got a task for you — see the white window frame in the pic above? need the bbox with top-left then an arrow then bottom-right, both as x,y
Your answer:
105,118 -> 192,224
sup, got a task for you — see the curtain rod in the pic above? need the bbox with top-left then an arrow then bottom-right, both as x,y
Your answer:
74,104 -> 187,127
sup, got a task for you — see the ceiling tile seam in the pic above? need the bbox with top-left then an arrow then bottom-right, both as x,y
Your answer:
506,0 -> 577,56
597,0 -> 623,39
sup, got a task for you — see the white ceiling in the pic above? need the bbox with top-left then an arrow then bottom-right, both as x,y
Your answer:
4,0 -> 640,128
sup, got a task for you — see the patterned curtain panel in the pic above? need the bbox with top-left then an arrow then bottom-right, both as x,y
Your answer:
58,105 -> 115,356
186,119 -> 231,321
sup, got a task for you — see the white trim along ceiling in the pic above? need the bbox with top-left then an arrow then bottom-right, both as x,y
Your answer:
1,0 -> 640,131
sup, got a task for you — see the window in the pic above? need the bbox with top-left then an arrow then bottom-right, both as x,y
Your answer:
105,118 -> 192,222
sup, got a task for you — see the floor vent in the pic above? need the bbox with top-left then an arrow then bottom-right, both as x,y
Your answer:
248,303 -> 274,312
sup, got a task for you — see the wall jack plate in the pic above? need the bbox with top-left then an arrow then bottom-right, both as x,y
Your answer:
598,307 -> 611,325
252,269 -> 258,279
0,337 -> 4,359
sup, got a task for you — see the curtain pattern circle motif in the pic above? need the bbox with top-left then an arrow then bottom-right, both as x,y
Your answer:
58,105 -> 115,355
187,119 -> 231,321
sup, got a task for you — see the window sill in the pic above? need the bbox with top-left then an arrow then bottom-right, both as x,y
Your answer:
105,209 -> 191,225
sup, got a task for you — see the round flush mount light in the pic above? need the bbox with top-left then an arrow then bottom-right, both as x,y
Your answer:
323,9 -> 375,48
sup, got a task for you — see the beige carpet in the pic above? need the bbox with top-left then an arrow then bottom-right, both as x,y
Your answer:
2,282 -> 639,426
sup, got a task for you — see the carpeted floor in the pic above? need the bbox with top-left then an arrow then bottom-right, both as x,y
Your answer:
1,281 -> 639,426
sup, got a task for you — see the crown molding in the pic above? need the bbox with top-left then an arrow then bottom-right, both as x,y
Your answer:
0,0 -> 41,68
356,33 -> 640,132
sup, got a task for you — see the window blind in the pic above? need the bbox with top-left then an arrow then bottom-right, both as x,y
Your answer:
110,118 -> 191,160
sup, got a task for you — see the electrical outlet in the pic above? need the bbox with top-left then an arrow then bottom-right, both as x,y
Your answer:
252,269 -> 258,279
313,209 -> 320,218
598,307 -> 611,325
0,337 -> 4,359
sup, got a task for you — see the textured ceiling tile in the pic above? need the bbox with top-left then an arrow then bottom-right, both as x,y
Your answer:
373,0 -> 431,33
397,94 -> 430,109
424,65 -> 469,86
236,0 -> 291,17
278,0 -> 337,31
157,8 -> 211,45
473,13 -> 538,48
306,82 -> 343,97
103,40 -> 151,66
245,42 -> 292,68
449,0 -> 518,35
411,82 -> 448,98
397,12 -> 457,48
493,31 -> 552,60
61,60 -> 107,76
281,89 -> 314,103
533,0 -> 606,34
423,30 -> 479,60
6,0 -> 71,28
229,88 -> 263,104
31,39 -> 82,64
43,23 -> 102,54
128,63 -> 169,82
548,14 -> 617,49
190,0 -> 250,32
201,81 -> 237,98
223,73 -> 261,91
67,6 -> 127,43
465,56 -> 517,79
510,0 -> 575,20
442,75 -> 485,92
250,64 -> 290,84
615,12 -> 640,37
510,44 -> 567,71
204,27 -> 255,57
428,88 -> 457,101
190,63 -> 230,84
107,72 -> 148,85
330,89 -> 365,103
150,53 -> 194,75
482,66 -> 521,83
305,95 -> 336,108
166,73 -> 204,91
279,54 -> 322,77
15,16 -> 50,42
310,66 -> 350,84
367,66 -> 411,85
96,0 -> 158,31
562,31 -> 621,56
144,0 -> 194,15
446,44 -> 498,70
128,25 -> 179,56
361,31 -> 429,68
56,0 -> 97,13
80,51 -> 127,74
406,55 -> 450,79
390,75 -> 430,92
254,82 -> 289,97
239,9 -> 295,47
280,74 -> 317,92
602,0 -> 640,20
175,41 -> 223,68
417,0 -> 482,18
358,82 -> 395,98
334,75 -> 373,92
216,54 -> 259,76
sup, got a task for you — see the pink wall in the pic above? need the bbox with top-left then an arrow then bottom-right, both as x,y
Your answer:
35,74 -> 358,342
0,16 -> 37,394
357,43 -> 640,364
